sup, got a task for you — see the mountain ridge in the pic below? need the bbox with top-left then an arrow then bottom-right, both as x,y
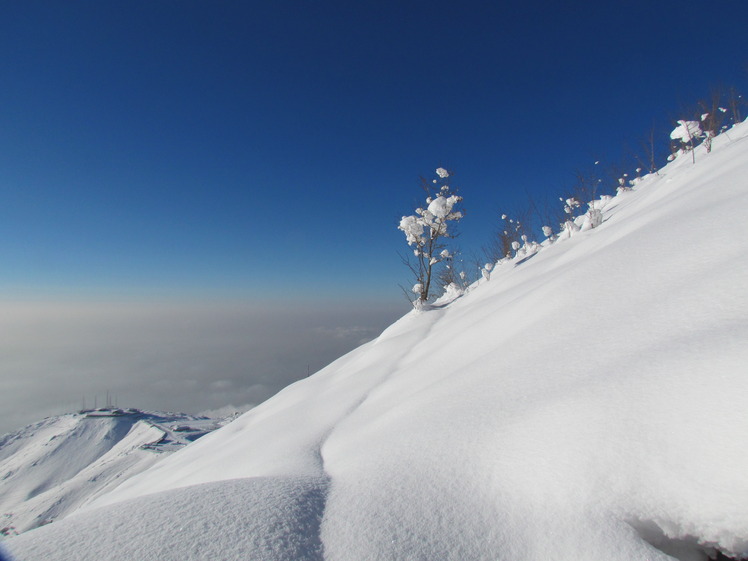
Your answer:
0,408 -> 225,537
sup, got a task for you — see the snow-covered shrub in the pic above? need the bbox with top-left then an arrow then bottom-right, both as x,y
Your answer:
481,262 -> 493,281
398,168 -> 463,305
586,208 -> 603,229
617,175 -> 632,193
439,282 -> 464,302
563,197 -> 581,215
571,168 -> 603,208
702,128 -> 715,153
542,225 -> 557,243
696,88 -> 739,153
670,120 -> 703,163
561,197 -> 582,236
670,120 -> 702,144
524,241 -> 541,255
484,213 -> 525,263
436,248 -> 469,295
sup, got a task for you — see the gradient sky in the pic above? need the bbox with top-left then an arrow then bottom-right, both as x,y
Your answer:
1,1 -> 747,432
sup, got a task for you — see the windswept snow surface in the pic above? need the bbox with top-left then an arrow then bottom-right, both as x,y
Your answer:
8,122 -> 748,561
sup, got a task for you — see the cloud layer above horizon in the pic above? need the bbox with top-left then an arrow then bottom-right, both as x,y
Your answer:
0,299 -> 405,434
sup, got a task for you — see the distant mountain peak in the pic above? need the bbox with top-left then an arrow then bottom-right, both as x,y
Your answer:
0,408 -> 224,536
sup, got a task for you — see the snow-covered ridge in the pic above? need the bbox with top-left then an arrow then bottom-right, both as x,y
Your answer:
6,120 -> 748,561
0,408 -> 223,537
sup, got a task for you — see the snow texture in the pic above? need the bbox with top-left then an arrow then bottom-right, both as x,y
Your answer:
0,410 -> 222,536
7,120 -> 748,561
9,477 -> 327,561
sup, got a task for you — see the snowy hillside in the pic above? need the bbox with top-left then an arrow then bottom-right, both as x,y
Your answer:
6,121 -> 748,561
0,409 -> 223,537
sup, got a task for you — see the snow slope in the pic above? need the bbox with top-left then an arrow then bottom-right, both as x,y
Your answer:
0,409 -> 222,536
7,122 -> 748,561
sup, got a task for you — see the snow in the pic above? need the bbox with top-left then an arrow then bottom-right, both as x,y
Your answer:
671,120 -> 703,142
0,410 -> 223,536
583,207 -> 603,229
6,477 -> 328,561
7,120 -> 748,561
426,194 -> 461,219
397,214 -> 424,245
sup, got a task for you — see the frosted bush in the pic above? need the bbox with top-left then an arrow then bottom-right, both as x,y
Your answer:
670,120 -> 702,143
542,225 -> 557,243
398,168 -> 463,305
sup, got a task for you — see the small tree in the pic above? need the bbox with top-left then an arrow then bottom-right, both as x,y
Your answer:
398,167 -> 463,307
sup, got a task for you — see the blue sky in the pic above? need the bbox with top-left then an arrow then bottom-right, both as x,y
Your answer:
0,1 -> 746,431
1,1 -> 746,302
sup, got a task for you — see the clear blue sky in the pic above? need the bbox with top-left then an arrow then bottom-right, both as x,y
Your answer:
1,1 -> 747,432
1,1 -> 746,303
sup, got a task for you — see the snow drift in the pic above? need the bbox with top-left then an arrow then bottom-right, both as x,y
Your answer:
7,121 -> 748,561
